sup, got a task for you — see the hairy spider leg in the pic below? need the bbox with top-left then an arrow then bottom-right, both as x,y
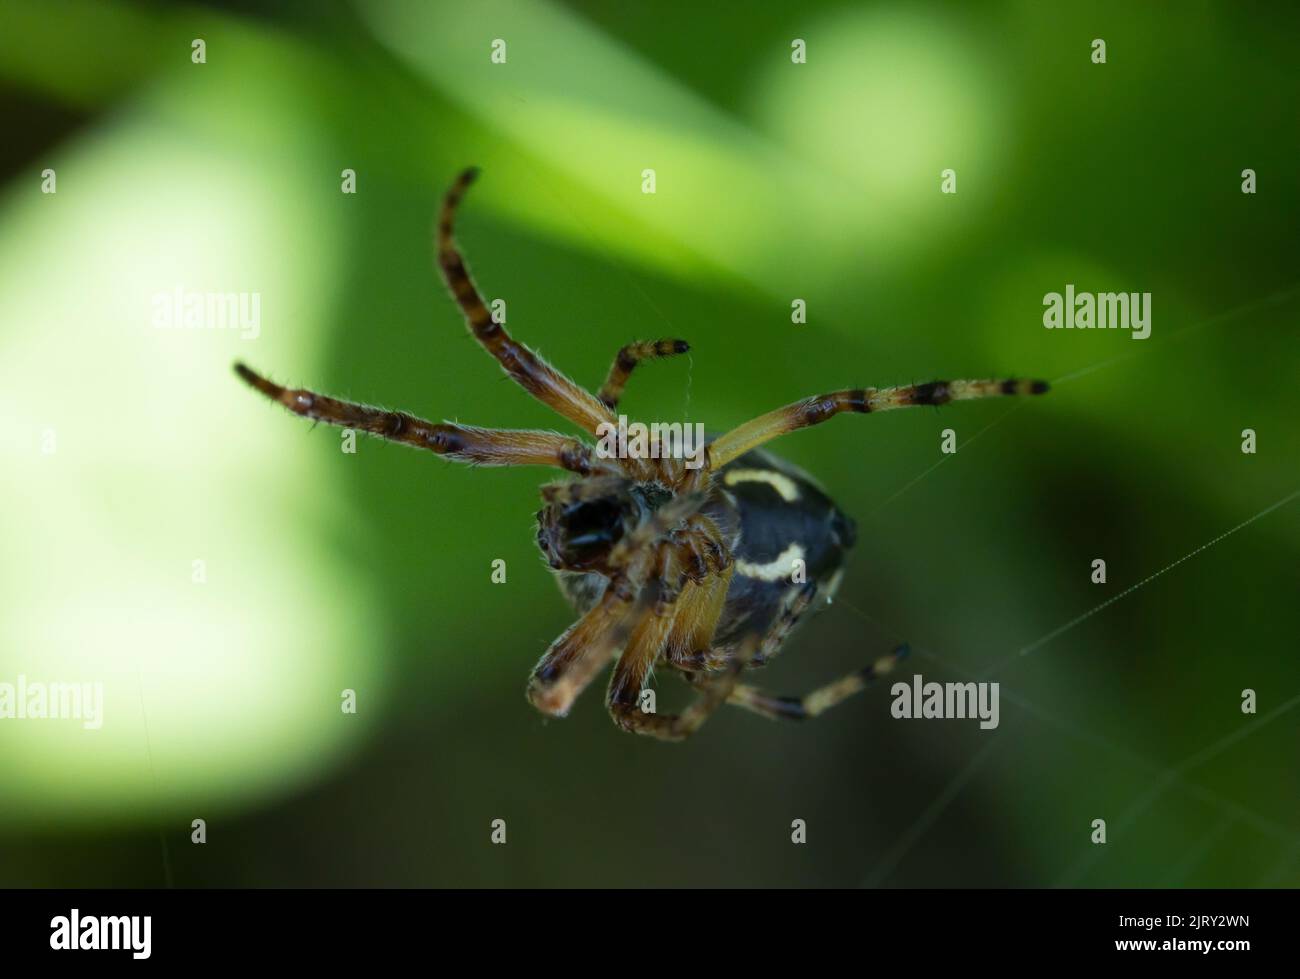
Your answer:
437,168 -> 618,440
526,540 -> 670,716
539,476 -> 631,506
727,644 -> 909,721
720,585 -> 911,720
606,624 -> 760,741
233,364 -> 612,474
707,378 -> 1050,470
597,338 -> 690,410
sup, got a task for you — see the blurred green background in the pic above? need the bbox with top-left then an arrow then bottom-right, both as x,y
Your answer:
0,0 -> 1296,887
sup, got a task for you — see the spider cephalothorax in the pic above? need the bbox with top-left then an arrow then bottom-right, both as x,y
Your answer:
235,168 -> 1048,741
536,479 -> 640,573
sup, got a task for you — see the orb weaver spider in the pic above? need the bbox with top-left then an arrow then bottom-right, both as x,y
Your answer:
235,168 -> 1048,741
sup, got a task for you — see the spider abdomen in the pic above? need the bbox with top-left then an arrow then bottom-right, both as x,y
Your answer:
709,449 -> 854,661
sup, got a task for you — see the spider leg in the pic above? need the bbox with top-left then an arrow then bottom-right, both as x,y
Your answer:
437,168 -> 617,439
605,524 -> 739,741
526,540 -> 674,718
607,626 -> 759,742
605,587 -> 682,721
670,581 -> 906,720
706,378 -> 1050,470
597,339 -> 690,410
540,476 -> 630,506
670,578 -> 813,673
663,566 -> 733,669
526,573 -> 645,717
677,514 -> 732,578
234,364 -> 612,475
728,642 -> 909,721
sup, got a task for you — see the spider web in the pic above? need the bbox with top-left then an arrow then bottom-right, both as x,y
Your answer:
840,284 -> 1300,888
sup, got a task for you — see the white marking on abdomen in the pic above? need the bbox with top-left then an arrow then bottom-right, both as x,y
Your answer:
723,468 -> 801,502
735,542 -> 806,582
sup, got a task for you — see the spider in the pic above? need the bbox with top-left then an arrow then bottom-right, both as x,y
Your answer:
235,168 -> 1048,741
